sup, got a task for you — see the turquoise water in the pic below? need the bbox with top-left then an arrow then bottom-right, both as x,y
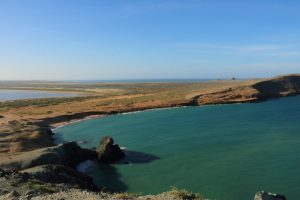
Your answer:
0,90 -> 76,101
56,96 -> 300,200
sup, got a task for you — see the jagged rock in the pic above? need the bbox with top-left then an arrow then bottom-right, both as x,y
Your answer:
0,169 -> 29,180
97,136 -> 125,163
254,191 -> 287,200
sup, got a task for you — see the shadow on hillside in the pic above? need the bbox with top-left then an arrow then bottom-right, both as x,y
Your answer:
253,75 -> 300,96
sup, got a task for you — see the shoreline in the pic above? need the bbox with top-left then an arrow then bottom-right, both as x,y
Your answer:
50,105 -> 191,131
51,114 -> 107,131
50,106 -> 190,145
48,97 -> 263,133
2,74 -> 300,153
47,92 -> 297,132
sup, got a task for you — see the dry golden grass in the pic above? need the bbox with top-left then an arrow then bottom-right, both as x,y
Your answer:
0,80 -> 260,123
0,79 -> 263,154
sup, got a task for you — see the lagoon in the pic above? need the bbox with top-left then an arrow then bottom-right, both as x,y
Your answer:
56,96 -> 300,200
0,90 -> 76,101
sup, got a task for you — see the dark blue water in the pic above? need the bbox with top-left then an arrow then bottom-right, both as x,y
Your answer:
56,96 -> 300,200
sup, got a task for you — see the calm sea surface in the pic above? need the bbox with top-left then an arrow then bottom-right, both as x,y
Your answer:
0,90 -> 76,101
56,96 -> 300,200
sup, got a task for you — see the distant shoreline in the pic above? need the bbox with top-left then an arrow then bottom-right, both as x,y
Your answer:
0,78 -> 238,83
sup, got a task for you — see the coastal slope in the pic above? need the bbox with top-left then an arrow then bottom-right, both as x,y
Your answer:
193,74 -> 300,105
0,74 -> 300,154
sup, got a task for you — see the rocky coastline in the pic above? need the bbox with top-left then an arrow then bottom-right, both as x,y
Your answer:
1,74 -> 300,199
0,136 -> 131,199
40,74 -> 300,129
0,138 -> 288,200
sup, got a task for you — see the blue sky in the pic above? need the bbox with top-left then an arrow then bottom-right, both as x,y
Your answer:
1,0 -> 300,80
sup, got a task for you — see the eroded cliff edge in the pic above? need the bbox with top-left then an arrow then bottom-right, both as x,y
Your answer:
193,74 -> 300,105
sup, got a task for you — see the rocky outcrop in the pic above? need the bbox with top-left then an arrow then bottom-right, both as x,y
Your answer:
0,180 -> 204,200
193,86 -> 259,105
254,191 -> 287,200
253,75 -> 300,99
97,136 -> 125,163
193,74 -> 300,105
0,167 -> 97,199
0,142 -> 97,170
0,168 -> 289,200
62,142 -> 98,167
0,168 -> 29,181
21,164 -> 97,191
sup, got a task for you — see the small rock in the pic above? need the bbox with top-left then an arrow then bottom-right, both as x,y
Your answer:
254,191 -> 287,200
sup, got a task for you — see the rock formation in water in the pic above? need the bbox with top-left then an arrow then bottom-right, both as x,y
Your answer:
97,136 -> 125,163
254,191 -> 287,200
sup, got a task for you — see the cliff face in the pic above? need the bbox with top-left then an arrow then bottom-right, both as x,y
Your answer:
193,74 -> 300,105
253,75 -> 300,98
193,86 -> 259,105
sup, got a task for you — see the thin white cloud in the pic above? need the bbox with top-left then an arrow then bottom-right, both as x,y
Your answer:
238,45 -> 285,52
173,42 -> 300,56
